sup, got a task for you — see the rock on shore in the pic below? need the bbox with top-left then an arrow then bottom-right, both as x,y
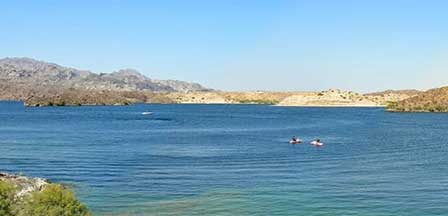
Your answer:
0,172 -> 49,197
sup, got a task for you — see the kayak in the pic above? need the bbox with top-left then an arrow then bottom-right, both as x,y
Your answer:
289,140 -> 302,144
142,112 -> 153,115
311,141 -> 323,147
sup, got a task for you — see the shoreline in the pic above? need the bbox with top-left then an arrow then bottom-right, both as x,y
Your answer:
274,104 -> 385,108
2,100 -> 386,108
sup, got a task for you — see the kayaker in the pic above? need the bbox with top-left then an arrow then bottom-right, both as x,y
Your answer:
311,139 -> 322,146
291,136 -> 297,142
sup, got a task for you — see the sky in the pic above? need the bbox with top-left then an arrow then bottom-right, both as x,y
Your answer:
1,0 -> 447,92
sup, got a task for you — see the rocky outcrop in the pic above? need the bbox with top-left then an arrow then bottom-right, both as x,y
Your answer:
152,79 -> 209,93
0,173 -> 49,198
386,87 -> 448,112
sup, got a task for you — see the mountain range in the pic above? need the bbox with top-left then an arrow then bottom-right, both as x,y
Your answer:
0,57 -> 209,93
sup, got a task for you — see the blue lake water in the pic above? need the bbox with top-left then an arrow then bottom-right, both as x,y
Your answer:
1,101 -> 448,215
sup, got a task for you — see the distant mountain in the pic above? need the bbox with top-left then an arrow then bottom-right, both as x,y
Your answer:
387,87 -> 448,112
0,57 -> 209,93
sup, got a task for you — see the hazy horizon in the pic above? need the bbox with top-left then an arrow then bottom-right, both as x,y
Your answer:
1,0 -> 447,93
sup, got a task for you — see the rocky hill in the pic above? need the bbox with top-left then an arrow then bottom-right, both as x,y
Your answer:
387,87 -> 448,112
163,89 -> 416,107
365,89 -> 420,105
277,89 -> 378,106
165,91 -> 296,104
275,89 -> 420,107
0,57 -> 209,93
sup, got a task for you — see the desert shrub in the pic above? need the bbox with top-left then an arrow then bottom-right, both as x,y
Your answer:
386,101 -> 398,109
0,181 -> 16,216
21,184 -> 90,216
55,100 -> 66,106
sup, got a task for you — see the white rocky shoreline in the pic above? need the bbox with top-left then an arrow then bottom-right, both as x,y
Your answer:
0,172 -> 49,197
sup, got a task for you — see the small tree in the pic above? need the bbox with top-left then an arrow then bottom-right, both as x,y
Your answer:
21,184 -> 90,216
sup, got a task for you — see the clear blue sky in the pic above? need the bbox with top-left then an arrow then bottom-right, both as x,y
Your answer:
1,0 -> 447,92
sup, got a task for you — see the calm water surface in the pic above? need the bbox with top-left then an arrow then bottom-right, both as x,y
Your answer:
1,101 -> 448,215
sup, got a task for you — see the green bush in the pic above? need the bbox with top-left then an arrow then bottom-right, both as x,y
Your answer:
20,184 -> 91,216
0,181 -> 16,216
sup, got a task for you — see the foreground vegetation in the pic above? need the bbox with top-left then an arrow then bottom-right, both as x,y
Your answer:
0,180 -> 90,216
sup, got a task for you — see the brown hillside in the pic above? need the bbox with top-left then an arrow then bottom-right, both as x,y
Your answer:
387,87 -> 448,112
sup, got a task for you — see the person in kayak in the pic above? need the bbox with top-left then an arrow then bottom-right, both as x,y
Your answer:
290,136 -> 302,144
291,136 -> 298,142
311,139 -> 323,146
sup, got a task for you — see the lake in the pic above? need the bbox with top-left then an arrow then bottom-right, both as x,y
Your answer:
1,101 -> 448,215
